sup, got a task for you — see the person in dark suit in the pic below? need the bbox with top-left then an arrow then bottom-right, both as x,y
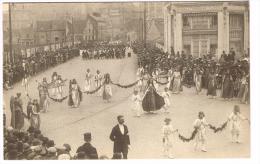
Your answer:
110,115 -> 130,159
76,132 -> 98,159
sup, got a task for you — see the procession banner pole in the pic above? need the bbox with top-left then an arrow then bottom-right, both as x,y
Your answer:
8,3 -> 13,65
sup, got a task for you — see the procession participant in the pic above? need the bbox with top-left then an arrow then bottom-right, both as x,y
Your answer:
136,66 -> 144,92
22,73 -> 29,96
142,78 -> 165,114
207,69 -> 217,98
109,115 -> 131,159
152,69 -> 159,91
131,89 -> 142,117
161,87 -> 171,113
30,99 -> 41,130
172,68 -> 182,94
102,73 -> 113,102
221,69 -> 234,100
68,79 -> 82,108
238,72 -> 249,104
10,96 -> 16,128
94,70 -> 103,96
162,118 -> 178,158
51,72 -> 58,98
194,67 -> 203,94
167,68 -> 173,89
193,111 -> 209,152
13,93 -> 25,131
226,105 -> 249,143
56,75 -> 66,99
37,78 -> 49,113
84,69 -> 92,92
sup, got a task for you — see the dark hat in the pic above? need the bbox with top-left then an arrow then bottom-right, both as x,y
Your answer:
63,144 -> 71,152
34,129 -> 41,135
32,139 -> 42,146
27,126 -> 35,133
47,140 -> 55,148
164,118 -> 171,123
84,132 -> 91,141
7,143 -> 17,151
16,93 -> 21,97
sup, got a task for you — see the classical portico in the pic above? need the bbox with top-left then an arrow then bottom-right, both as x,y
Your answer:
163,1 -> 249,59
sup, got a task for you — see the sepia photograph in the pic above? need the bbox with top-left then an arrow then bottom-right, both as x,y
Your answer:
1,0 -> 258,161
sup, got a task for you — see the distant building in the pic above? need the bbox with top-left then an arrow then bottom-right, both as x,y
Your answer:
163,1 -> 249,58
147,18 -> 164,44
34,20 -> 66,46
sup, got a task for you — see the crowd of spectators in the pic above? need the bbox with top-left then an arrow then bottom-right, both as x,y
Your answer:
132,42 -> 250,103
3,46 -> 80,91
4,126 -> 124,160
80,43 -> 131,60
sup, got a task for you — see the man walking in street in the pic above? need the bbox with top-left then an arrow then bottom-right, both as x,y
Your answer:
110,115 -> 131,159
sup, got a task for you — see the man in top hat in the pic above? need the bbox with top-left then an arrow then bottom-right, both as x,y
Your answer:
76,132 -> 98,159
109,115 -> 131,159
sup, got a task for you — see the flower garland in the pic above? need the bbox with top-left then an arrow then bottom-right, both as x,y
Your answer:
111,80 -> 139,88
48,95 -> 68,102
209,121 -> 228,133
178,128 -> 198,142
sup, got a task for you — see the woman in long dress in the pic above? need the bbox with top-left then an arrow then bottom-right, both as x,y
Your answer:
56,75 -> 65,99
84,69 -> 92,92
194,68 -> 203,94
51,72 -> 58,98
22,73 -> 29,95
142,78 -> 165,113
30,99 -> 40,130
13,93 -> 24,130
68,79 -> 82,108
221,69 -> 234,100
207,69 -> 217,98
172,69 -> 181,94
238,72 -> 249,104
10,96 -> 16,128
102,73 -> 112,102
38,78 -> 49,113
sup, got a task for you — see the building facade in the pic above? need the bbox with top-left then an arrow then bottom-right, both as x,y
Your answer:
163,1 -> 249,58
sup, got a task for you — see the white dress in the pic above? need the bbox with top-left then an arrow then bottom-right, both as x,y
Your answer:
131,94 -> 142,116
162,91 -> 171,107
84,72 -> 92,92
228,113 -> 246,135
193,118 -> 208,142
162,124 -> 176,158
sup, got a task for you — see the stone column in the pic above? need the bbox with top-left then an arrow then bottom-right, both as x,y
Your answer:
167,14 -> 172,52
174,13 -> 183,53
163,6 -> 168,52
217,9 -> 229,59
244,9 -> 249,53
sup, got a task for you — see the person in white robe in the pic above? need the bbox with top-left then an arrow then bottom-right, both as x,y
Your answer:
131,90 -> 142,117
84,69 -> 92,92
193,111 -> 209,152
162,118 -> 178,158
94,70 -> 103,96
161,87 -> 171,113
228,105 -> 249,143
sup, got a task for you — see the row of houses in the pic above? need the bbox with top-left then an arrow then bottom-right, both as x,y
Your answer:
3,13 -> 113,50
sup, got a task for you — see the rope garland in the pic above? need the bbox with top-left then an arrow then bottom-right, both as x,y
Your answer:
178,128 -> 198,142
48,95 -> 68,102
111,80 -> 139,88
209,121 -> 228,133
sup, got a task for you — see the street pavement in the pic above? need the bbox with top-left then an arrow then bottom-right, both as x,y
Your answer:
3,54 -> 250,159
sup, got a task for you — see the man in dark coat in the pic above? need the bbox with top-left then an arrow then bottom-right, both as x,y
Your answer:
109,115 -> 130,159
76,132 -> 98,159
